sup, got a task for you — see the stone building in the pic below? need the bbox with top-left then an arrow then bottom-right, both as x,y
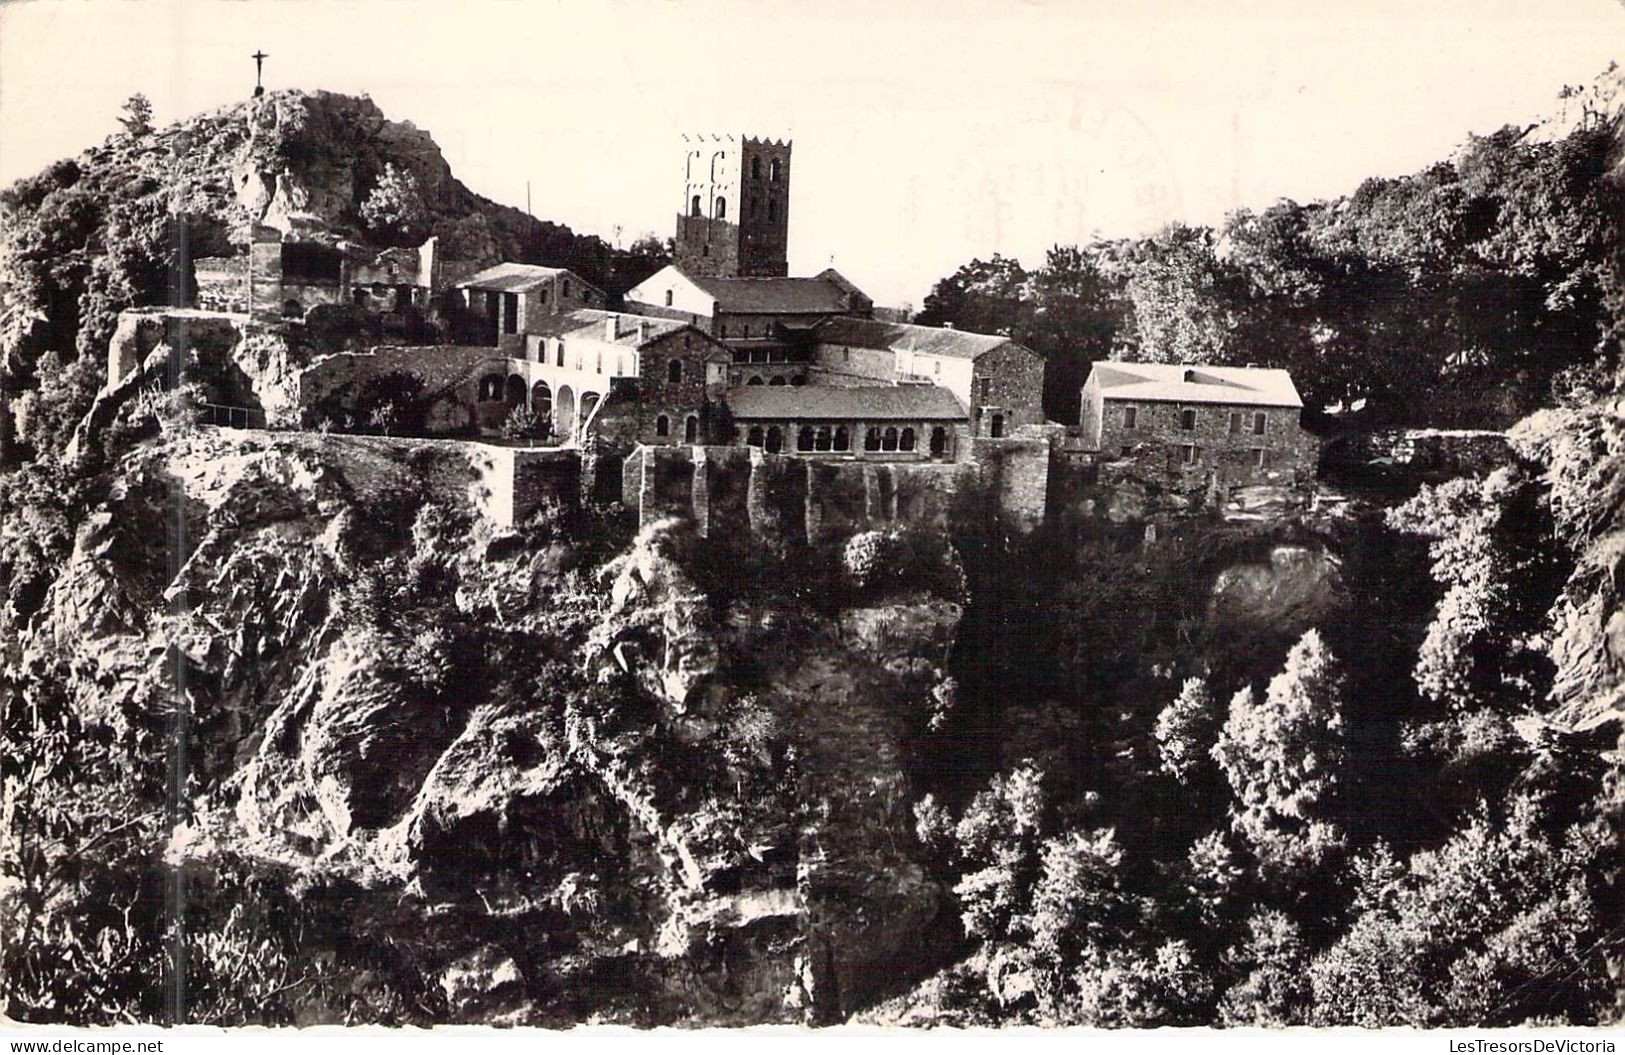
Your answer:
1078,362 -> 1313,486
465,308 -> 729,445
623,265 -> 870,356
673,133 -> 793,278
455,263 -> 606,352
723,385 -> 968,460
809,317 -> 1045,438
192,226 -> 442,324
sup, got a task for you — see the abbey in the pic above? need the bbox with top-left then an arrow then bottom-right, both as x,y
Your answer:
132,129 -> 1312,529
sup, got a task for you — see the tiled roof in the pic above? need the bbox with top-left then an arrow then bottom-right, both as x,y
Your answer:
814,316 -> 1014,360
688,274 -> 857,314
726,383 -> 968,421
1091,362 -> 1303,409
525,309 -> 691,349
457,262 -> 587,293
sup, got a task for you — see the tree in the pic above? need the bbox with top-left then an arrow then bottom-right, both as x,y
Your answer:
360,164 -> 430,246
950,764 -> 1046,942
915,255 -> 1031,337
1386,467 -> 1564,713
117,94 -> 153,137
1154,676 -> 1219,784
1212,630 -> 1348,884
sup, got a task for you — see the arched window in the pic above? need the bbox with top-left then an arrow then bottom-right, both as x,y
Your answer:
769,375 -> 787,386
665,289 -> 674,307
990,413 -> 1005,438
929,426 -> 947,457
864,428 -> 881,452
899,427 -> 916,452
882,427 -> 899,452
668,359 -> 683,384
656,414 -> 670,437
797,426 -> 815,452
504,374 -> 527,408
532,381 -> 552,418
479,374 -> 504,402
555,340 -> 565,367
690,195 -> 702,217
751,156 -> 762,179
815,426 -> 832,452
684,415 -> 699,443
769,158 -> 781,182
834,427 -> 851,452
282,299 -> 302,318
747,425 -> 764,447
714,196 -> 726,220
765,426 -> 783,453
748,376 -> 765,386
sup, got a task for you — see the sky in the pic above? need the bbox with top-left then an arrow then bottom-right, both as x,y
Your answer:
1,0 -> 1621,308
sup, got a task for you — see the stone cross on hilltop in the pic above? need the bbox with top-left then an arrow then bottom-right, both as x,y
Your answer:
252,50 -> 268,97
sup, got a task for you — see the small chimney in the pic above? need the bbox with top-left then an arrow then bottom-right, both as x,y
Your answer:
605,314 -> 618,340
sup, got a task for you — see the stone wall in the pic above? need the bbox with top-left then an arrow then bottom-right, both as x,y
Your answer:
622,440 -> 1044,544
480,446 -> 584,526
297,345 -> 505,432
1320,428 -> 1513,479
972,344 -> 1047,434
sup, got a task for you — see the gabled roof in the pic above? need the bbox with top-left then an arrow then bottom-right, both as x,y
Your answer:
688,268 -> 867,315
525,309 -> 716,352
457,262 -> 597,294
726,384 -> 968,421
1090,362 -> 1303,408
815,316 -> 1015,360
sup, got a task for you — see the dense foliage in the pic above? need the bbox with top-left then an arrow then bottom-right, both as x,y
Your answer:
918,110 -> 1623,428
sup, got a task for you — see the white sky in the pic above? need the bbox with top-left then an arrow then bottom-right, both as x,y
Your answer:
1,0 -> 1621,307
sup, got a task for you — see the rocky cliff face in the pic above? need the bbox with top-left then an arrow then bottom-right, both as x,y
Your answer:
14,427 -> 956,1024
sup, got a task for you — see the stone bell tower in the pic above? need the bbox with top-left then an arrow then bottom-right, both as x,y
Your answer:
673,134 -> 790,278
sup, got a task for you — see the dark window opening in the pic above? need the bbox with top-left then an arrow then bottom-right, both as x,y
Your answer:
1253,447 -> 1266,468
282,299 -> 303,318
691,195 -> 702,217
1229,411 -> 1241,434
1123,405 -> 1137,429
767,198 -> 778,221
864,428 -> 881,452
665,289 -> 674,306
815,426 -> 832,452
1182,444 -> 1199,464
714,196 -> 727,219
685,416 -> 699,443
900,427 -> 916,452
656,415 -> 670,437
769,375 -> 787,386
748,376 -> 764,385
834,427 -> 851,452
765,426 -> 783,453
990,414 -> 1005,438
751,156 -> 762,179
1180,408 -> 1196,431
929,426 -> 948,456
1253,412 -> 1267,435
668,359 -> 683,383
797,427 -> 815,452
747,425 -> 764,446
882,427 -> 899,452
